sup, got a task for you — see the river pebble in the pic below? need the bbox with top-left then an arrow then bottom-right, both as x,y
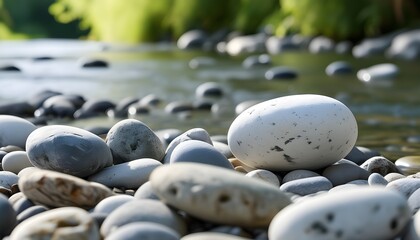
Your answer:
100,199 -> 186,237
0,194 -> 16,238
325,61 -> 352,76
387,178 -> 420,198
282,169 -> 320,184
9,206 -> 100,240
93,195 -> 135,214
26,125 -> 113,177
182,232 -> 252,240
195,82 -> 224,98
0,115 -> 37,149
134,181 -> 159,200
106,119 -> 165,164
269,186 -> 410,240
368,172 -> 388,186
264,66 -> 297,80
19,169 -> 114,209
0,171 -> 19,189
107,222 -> 181,240
360,156 -> 399,175
280,176 -> 333,196
150,162 -> 292,227
357,63 -> 399,82
228,94 -> 358,171
16,205 -> 48,224
1,151 -> 33,174
395,156 -> 420,175
344,145 -> 380,165
245,169 -> 280,186
88,158 -> 162,189
322,161 -> 369,186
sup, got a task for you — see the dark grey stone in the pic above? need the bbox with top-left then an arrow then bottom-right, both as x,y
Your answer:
195,82 -> 224,98
74,99 -> 115,119
322,162 -> 370,186
177,30 -> 208,50
344,146 -> 380,165
0,102 -> 35,117
80,59 -> 109,68
164,101 -> 193,113
13,197 -> 35,215
265,66 -> 297,80
27,90 -> 62,109
325,61 -> 353,76
0,194 -> 16,238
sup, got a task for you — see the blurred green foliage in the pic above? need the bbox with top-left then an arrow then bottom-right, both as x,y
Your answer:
1,0 -> 419,43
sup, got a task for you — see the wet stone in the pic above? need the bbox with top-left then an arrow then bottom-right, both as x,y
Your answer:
308,36 -> 335,53
165,101 -> 194,113
395,156 -> 420,175
19,169 -> 114,209
0,115 -> 37,149
93,195 -> 135,215
357,63 -> 399,82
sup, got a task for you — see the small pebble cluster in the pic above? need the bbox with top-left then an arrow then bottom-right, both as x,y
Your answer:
1,92 -> 420,240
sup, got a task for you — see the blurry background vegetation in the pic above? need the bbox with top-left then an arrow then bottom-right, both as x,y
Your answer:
0,0 -> 419,43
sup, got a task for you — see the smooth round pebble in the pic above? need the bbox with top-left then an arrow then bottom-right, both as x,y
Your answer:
88,158 -> 162,189
385,172 -> 406,182
106,119 -> 165,164
164,128 -> 212,163
368,172 -> 388,186
169,140 -> 233,169
404,210 -> 420,240
106,222 -> 180,240
228,94 -> 358,171
344,146 -> 380,165
387,178 -> 420,198
150,162 -> 292,227
234,100 -> 261,115
165,101 -> 193,113
182,232 -> 252,240
213,141 -> 233,158
282,169 -> 320,184
280,176 -> 333,196
94,195 -> 135,214
395,156 -> 420,175
265,66 -> 297,80
134,181 -> 159,200
16,205 -> 48,224
0,194 -> 16,238
100,199 -> 186,237
26,125 -> 113,177
408,188 -> 420,213
13,197 -> 35,215
0,171 -> 19,189
0,115 -> 37,149
2,151 -> 33,174
245,169 -> 280,186
269,187 -> 411,240
10,207 -> 100,240
322,161 -> 369,186
19,169 -> 114,209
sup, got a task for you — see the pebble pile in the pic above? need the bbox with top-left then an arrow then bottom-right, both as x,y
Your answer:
0,93 -> 420,240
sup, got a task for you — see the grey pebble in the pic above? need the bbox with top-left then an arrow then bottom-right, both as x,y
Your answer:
106,222 -> 180,240
0,171 -> 19,189
195,82 -> 224,98
13,197 -> 35,215
134,181 -> 159,200
344,146 -> 380,165
368,173 -> 388,186
106,119 -> 165,164
322,161 -> 370,186
0,194 -> 16,238
387,178 -> 420,198
16,205 -> 48,224
385,172 -> 406,183
282,169 -> 319,184
279,176 -> 333,196
93,195 -> 135,215
360,156 -> 400,175
408,188 -> 420,214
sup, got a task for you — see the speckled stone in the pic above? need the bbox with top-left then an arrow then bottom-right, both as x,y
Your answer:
395,156 -> 420,175
164,128 -> 213,163
360,156 -> 400,176
322,161 -> 370,186
88,158 -> 162,189
228,94 -> 358,171
182,232 -> 252,240
10,207 -> 100,240
0,115 -> 37,149
100,199 -> 186,237
19,169 -> 114,209
150,163 -> 292,227
282,170 -> 320,184
0,194 -> 16,238
280,176 -> 333,196
26,125 -> 113,177
2,151 -> 33,174
106,119 -> 165,164
107,222 -> 181,240
245,169 -> 280,186
269,187 -> 411,240
168,140 -> 233,169
93,195 -> 135,214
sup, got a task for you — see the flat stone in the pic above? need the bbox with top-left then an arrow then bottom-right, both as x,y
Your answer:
322,161 -> 370,186
26,125 -> 113,177
88,158 -> 162,189
93,195 -> 135,214
265,66 -> 297,80
387,178 -> 420,198
9,207 -> 100,240
0,194 -> 16,238
282,170 -> 320,184
0,171 -> 19,189
228,94 -> 358,171
395,156 -> 420,175
269,187 -> 411,240
106,119 -> 165,164
16,205 -> 48,224
0,115 -> 37,149
280,176 -> 333,196
150,163 -> 292,227
177,30 -> 208,50
2,151 -> 33,174
100,199 -> 186,237
19,169 -> 114,209
107,222 -> 180,240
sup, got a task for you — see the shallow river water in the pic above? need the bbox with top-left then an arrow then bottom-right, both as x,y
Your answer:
1,39 -> 420,160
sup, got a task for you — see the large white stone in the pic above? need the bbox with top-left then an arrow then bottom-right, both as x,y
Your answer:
227,94 -> 358,171
269,187 -> 411,240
